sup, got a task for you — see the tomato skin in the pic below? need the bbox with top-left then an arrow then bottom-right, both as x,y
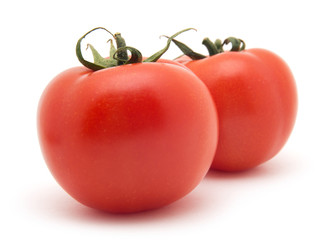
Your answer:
37,63 -> 218,213
174,55 -> 193,65
184,48 -> 297,171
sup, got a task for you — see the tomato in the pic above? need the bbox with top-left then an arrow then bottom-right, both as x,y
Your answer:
181,48 -> 297,171
174,55 -> 193,65
146,57 -> 189,69
37,62 -> 218,213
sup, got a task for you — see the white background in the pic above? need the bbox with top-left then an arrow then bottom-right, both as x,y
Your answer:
1,0 -> 326,239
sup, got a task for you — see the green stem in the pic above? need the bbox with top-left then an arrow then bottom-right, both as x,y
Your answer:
144,28 -> 196,62
76,27 -> 115,71
223,37 -> 246,51
170,38 -> 206,60
86,44 -> 115,68
239,39 -> 246,51
107,39 -> 117,59
76,27 -> 195,71
113,46 -> 143,64
114,33 -> 128,65
202,38 -> 219,56
214,39 -> 224,53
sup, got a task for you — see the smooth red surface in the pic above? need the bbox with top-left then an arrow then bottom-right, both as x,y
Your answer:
174,55 -> 193,65
184,49 -> 297,171
37,62 -> 218,213
149,58 -> 189,69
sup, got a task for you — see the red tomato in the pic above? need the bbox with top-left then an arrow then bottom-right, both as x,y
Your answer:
146,57 -> 189,69
183,48 -> 297,171
108,56 -> 188,69
174,55 -> 192,65
37,62 -> 218,213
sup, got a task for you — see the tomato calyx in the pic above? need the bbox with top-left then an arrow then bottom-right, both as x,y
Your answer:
76,27 -> 195,71
171,36 -> 246,61
223,37 -> 246,52
202,38 -> 224,55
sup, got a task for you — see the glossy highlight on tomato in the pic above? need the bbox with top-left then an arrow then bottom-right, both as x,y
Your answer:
37,62 -> 218,213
